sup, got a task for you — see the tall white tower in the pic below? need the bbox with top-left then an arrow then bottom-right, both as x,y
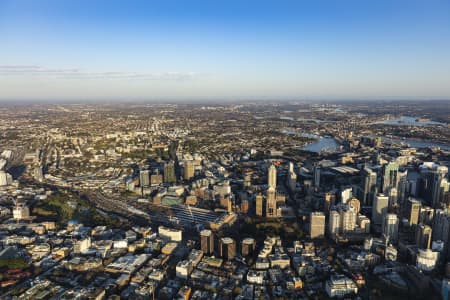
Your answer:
382,213 -> 399,243
268,164 -> 277,189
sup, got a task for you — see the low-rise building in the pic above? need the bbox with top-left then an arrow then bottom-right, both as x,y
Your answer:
325,275 -> 358,298
247,270 -> 265,285
158,226 -> 182,241
416,249 -> 439,272
176,260 -> 193,279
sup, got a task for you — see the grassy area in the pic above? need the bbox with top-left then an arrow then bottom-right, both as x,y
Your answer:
0,258 -> 29,269
240,217 -> 304,242
122,149 -> 153,160
32,193 -> 121,227
32,194 -> 76,223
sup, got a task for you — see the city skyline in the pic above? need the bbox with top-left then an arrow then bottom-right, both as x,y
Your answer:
1,2 -> 450,297
1,0 -> 450,101
0,101 -> 448,299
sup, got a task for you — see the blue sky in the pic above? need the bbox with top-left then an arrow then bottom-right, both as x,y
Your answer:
1,0 -> 450,101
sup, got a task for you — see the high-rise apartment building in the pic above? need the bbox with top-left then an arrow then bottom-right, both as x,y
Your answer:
200,229 -> 214,255
139,170 -> 150,187
372,194 -> 389,226
219,237 -> 236,260
255,194 -> 264,217
164,161 -> 176,183
241,238 -> 256,256
310,212 -> 325,239
184,161 -> 195,180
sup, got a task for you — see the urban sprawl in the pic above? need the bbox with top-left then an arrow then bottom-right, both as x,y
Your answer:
0,100 -> 449,300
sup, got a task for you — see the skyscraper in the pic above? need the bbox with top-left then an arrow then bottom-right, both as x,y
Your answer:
0,171 -> 8,186
346,197 -> 361,215
287,163 -> 297,191
362,167 -> 377,206
268,164 -> 277,189
219,237 -> 236,260
266,187 -> 277,218
255,194 -> 264,216
431,166 -> 449,208
329,210 -> 340,236
310,212 -> 326,239
314,166 -> 321,188
397,173 -> 409,207
200,229 -> 214,255
358,215 -> 371,233
382,162 -> 399,193
288,162 -> 294,173
139,170 -> 150,187
420,206 -> 434,225
244,174 -> 251,188
288,171 -> 297,191
387,187 -> 398,208
0,171 -> 12,186
432,210 -> 450,256
226,197 -> 233,213
372,193 -> 389,226
416,224 -> 432,249
340,187 -> 353,203
405,197 -> 421,226
240,199 -> 249,214
340,207 -> 357,232
324,192 -> 336,213
164,161 -> 176,183
241,238 -> 256,256
382,213 -> 399,243
184,161 -> 195,180
150,172 -> 163,186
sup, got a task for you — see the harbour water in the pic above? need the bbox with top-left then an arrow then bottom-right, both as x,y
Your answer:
301,137 -> 340,153
382,137 -> 450,150
372,116 -> 446,126
284,130 -> 450,152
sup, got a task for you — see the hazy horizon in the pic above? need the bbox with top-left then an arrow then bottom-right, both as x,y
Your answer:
0,98 -> 449,106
